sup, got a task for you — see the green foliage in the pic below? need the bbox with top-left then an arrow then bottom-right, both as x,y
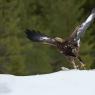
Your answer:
0,0 -> 95,75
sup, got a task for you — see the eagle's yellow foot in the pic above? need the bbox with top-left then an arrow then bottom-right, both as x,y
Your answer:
80,64 -> 86,70
74,65 -> 79,69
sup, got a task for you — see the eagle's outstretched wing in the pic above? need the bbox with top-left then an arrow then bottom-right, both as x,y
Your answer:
25,29 -> 63,46
70,8 -> 95,46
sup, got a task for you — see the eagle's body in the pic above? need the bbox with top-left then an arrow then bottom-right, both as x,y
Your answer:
25,9 -> 95,69
55,40 -> 77,56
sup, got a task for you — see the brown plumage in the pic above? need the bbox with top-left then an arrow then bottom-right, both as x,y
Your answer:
25,9 -> 95,69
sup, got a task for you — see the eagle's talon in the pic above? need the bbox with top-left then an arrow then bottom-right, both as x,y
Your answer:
74,65 -> 79,69
80,64 -> 86,70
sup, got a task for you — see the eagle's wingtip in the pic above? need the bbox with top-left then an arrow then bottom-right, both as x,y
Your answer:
25,29 -> 32,33
25,29 -> 36,35
25,29 -> 43,42
25,29 -> 30,34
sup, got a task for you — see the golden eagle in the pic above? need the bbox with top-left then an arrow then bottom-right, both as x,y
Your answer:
25,9 -> 95,69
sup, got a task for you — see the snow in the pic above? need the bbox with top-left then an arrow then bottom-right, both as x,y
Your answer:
0,70 -> 95,95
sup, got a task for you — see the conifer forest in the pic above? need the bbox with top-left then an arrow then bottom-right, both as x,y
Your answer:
0,0 -> 95,75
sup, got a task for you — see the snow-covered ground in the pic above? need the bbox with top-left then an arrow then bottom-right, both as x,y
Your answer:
0,70 -> 95,95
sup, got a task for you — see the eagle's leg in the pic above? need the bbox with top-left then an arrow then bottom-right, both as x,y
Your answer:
80,62 -> 86,69
78,56 -> 86,69
71,58 -> 78,69
66,56 -> 78,69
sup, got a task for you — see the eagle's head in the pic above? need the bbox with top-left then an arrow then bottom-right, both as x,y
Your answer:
54,37 -> 64,43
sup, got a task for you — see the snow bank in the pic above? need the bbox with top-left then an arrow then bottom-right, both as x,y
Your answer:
0,70 -> 95,95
